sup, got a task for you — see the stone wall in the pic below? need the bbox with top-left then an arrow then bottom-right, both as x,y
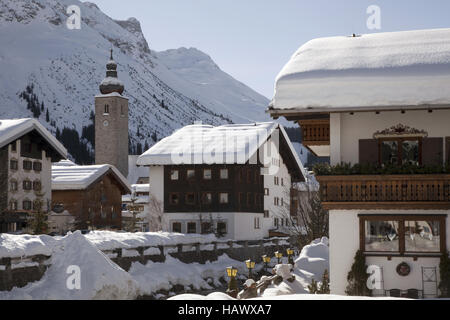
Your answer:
0,237 -> 291,291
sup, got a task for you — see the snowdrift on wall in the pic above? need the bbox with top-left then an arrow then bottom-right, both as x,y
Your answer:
0,231 -> 139,300
294,236 -> 329,281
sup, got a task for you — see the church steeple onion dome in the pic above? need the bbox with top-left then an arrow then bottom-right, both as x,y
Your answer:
99,48 -> 125,95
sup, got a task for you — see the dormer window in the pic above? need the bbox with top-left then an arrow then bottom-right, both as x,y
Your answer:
104,104 -> 110,114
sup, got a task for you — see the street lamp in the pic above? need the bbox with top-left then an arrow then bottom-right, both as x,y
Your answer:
245,259 -> 256,279
274,251 -> 283,264
262,255 -> 271,274
225,266 -> 238,298
286,248 -> 294,265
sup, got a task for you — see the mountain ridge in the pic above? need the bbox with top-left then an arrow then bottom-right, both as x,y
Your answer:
0,0 -> 271,163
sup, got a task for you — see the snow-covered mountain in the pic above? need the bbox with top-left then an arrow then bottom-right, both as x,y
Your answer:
0,0 -> 271,163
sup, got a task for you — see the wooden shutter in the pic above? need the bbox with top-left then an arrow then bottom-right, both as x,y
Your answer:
422,137 -> 443,166
359,139 -> 379,165
446,137 -> 450,164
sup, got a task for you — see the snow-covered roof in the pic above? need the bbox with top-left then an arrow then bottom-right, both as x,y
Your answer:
94,92 -> 128,99
131,184 -> 149,193
0,118 -> 67,159
122,195 -> 149,204
52,163 -> 131,192
270,28 -> 450,113
137,122 -> 306,181
52,159 -> 77,167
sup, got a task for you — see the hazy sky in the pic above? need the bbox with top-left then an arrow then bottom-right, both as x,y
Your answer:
86,0 -> 450,99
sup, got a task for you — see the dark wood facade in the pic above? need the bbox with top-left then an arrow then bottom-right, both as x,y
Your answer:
52,171 -> 126,230
316,174 -> 450,210
163,164 -> 264,213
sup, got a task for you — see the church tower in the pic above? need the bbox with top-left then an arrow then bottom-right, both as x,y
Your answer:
95,49 -> 129,177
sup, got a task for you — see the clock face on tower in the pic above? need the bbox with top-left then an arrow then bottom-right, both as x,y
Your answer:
103,120 -> 109,127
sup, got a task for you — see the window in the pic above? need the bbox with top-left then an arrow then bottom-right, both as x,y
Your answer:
33,162 -> 42,172
101,210 -> 106,219
23,180 -> 32,191
23,160 -> 32,170
264,210 -> 269,218
254,217 -> 260,229
201,222 -> 211,234
274,176 -> 279,185
217,222 -> 227,235
281,178 -> 284,186
33,200 -> 42,211
254,193 -> 259,206
187,169 -> 195,179
247,170 -> 252,183
33,180 -> 42,191
238,193 -> 243,205
10,159 -> 18,170
404,220 -> 440,252
10,200 -> 18,211
104,104 -> 109,114
172,222 -> 182,233
10,180 -> 18,192
170,170 -> 179,180
264,188 -> 269,196
185,193 -> 196,205
203,169 -> 212,180
169,193 -> 179,205
361,215 -> 445,254
11,141 -> 17,152
274,197 -> 279,206
219,193 -> 229,204
202,193 -> 212,205
274,217 -> 279,228
187,222 -> 197,234
220,169 -> 228,179
380,138 -> 420,166
23,200 -> 32,210
281,198 -> 284,206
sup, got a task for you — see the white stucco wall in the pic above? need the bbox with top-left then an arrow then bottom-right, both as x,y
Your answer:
330,109 -> 450,164
148,165 -> 164,211
262,134 -> 292,237
164,211 -> 264,241
330,209 -> 450,296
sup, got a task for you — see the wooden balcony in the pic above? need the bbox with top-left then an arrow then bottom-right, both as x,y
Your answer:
298,119 -> 330,157
316,174 -> 450,210
298,119 -> 330,145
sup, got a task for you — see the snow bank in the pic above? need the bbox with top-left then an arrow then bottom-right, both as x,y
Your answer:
0,233 -> 56,258
85,231 -> 218,251
251,294 -> 408,300
0,232 -> 139,300
168,292 -> 236,300
294,236 -> 329,281
129,254 -> 245,296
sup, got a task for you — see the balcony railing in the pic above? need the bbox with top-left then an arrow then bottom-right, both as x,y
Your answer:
298,119 -> 330,145
316,174 -> 450,209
